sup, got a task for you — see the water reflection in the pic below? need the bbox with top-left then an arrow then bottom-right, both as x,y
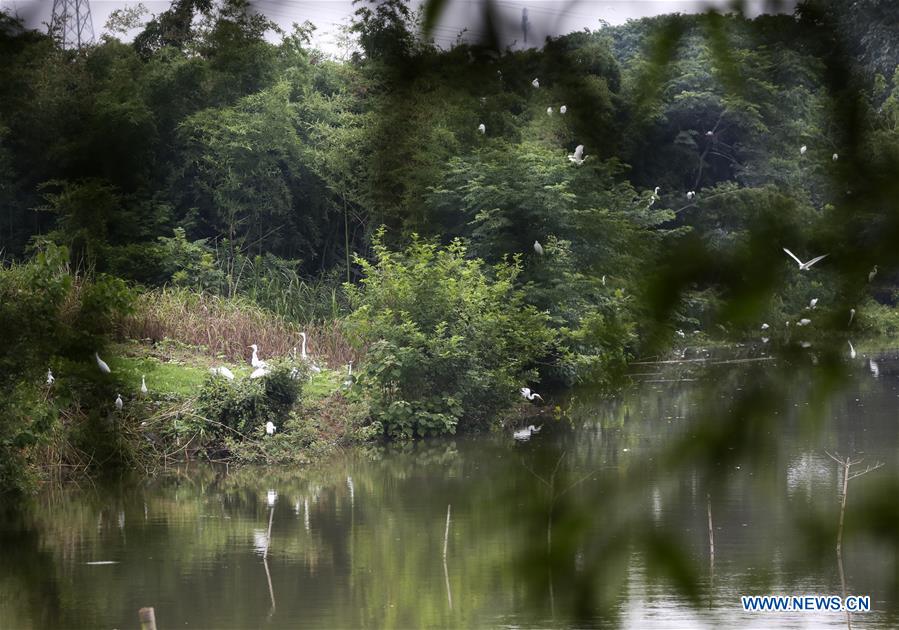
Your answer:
1,354 -> 899,628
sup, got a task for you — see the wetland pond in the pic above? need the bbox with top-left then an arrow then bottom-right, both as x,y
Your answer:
3,349 -> 899,628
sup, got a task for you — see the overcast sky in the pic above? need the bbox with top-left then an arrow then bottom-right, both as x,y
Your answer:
1,0 -> 796,55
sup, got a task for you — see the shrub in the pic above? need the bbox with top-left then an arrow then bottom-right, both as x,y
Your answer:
344,230 -> 556,438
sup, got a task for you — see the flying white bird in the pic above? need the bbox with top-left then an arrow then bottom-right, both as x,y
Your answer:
832,153 -> 839,161
46,369 -> 55,385
94,352 -> 111,374
520,387 -> 543,402
568,144 -> 585,165
868,265 -> 878,282
265,421 -> 276,436
559,105 -> 567,114
808,298 -> 818,309
546,107 -> 553,115
761,323 -> 770,330
249,344 -> 267,369
115,394 -> 123,411
800,145 -> 807,154
140,375 -> 148,395
477,123 -> 485,134
797,318 -> 812,327
210,366 -> 235,380
513,425 -> 541,441
848,340 -> 856,359
848,308 -> 856,326
533,240 -> 544,255
531,78 -> 539,88
782,248 -> 828,270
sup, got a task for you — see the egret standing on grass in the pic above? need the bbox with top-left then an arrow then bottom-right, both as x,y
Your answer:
95,352 -> 111,374
520,387 -> 543,402
299,332 -> 322,373
249,344 -> 267,369
140,375 -> 148,396
782,248 -> 828,270
210,366 -> 235,380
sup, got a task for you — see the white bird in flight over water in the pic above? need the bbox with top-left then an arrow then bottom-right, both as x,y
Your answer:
783,248 -> 828,270
477,123 -> 485,134
266,421 -> 276,436
46,369 -> 55,385
568,144 -> 585,165
533,240 -> 544,255
115,394 -> 123,411
531,77 -> 539,88
514,425 -> 541,441
848,340 -> 857,359
520,387 -> 543,402
249,344 -> 266,368
95,352 -> 111,374
140,375 -> 148,395
560,105 -> 567,114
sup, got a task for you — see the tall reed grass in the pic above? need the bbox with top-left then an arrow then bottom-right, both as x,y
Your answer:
120,287 -> 358,368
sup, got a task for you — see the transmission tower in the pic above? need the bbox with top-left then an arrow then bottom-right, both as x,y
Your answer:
50,0 -> 96,50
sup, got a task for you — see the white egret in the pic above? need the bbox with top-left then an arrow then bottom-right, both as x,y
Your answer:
761,323 -> 770,330
800,144 -> 807,154
520,387 -> 543,402
848,340 -> 856,359
46,369 -> 55,385
705,130 -> 714,136
249,344 -> 266,369
797,318 -> 812,326
115,394 -> 123,411
868,265 -> 878,282
265,421 -> 276,436
686,190 -> 695,200
343,361 -> 354,388
210,366 -> 235,380
250,367 -> 269,379
266,489 -> 277,507
568,144 -> 585,165
299,333 -> 309,361
848,308 -> 856,326
782,248 -> 828,270
94,352 -> 111,374
559,105 -> 567,114
676,329 -> 685,338
477,123 -> 485,134
832,153 -> 839,161
513,425 -> 541,441
808,298 -> 818,309
531,78 -> 539,88
800,341 -> 812,348
546,106 -> 553,115
762,337 -> 770,344
533,240 -> 544,255
140,375 -> 148,396
870,359 -> 880,377
601,275 -> 606,286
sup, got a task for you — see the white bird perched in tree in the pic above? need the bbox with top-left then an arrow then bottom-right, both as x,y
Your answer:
520,387 -> 543,402
848,308 -> 856,326
210,366 -> 235,380
648,186 -> 660,207
250,367 -> 269,379
705,130 -> 714,136
46,369 -> 55,385
848,340 -> 857,359
115,394 -> 123,411
832,153 -> 839,161
513,425 -> 541,441
868,265 -> 878,282
761,323 -> 770,330
95,352 -> 111,374
559,105 -> 567,114
249,344 -> 266,369
477,123 -> 485,134
808,298 -> 818,309
797,318 -> 812,327
140,375 -> 148,396
546,106 -> 553,115
800,144 -> 807,154
568,144 -> 585,165
782,248 -> 828,270
533,240 -> 544,255
686,190 -> 695,200
675,329 -> 685,338
531,77 -> 539,88
265,421 -> 276,436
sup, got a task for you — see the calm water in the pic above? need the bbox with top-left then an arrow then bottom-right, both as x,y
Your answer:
3,350 -> 899,629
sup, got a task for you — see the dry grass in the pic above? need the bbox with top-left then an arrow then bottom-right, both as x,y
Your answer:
119,287 -> 359,368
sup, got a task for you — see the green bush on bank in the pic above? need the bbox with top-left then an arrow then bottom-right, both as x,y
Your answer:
344,230 -> 556,438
